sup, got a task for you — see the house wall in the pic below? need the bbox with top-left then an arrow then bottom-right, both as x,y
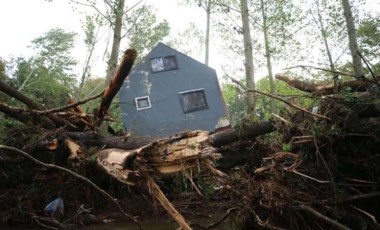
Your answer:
119,43 -> 229,137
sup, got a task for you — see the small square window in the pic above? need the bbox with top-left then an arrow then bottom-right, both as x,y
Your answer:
150,58 -> 165,72
135,96 -> 151,110
163,56 -> 177,70
179,89 -> 208,113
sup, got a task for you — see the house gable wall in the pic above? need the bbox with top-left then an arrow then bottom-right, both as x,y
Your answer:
120,43 -> 228,137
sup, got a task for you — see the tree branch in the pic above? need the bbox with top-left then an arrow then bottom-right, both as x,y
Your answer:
285,65 -> 356,78
94,49 -> 137,126
276,73 -> 380,96
0,81 -> 77,129
228,76 -> 332,121
0,144 -> 141,229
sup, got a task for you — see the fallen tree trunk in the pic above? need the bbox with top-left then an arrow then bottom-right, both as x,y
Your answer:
209,121 -> 274,147
66,121 -> 276,150
275,74 -> 380,96
94,49 -> 137,126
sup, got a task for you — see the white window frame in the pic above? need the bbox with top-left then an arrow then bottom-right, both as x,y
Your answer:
135,96 -> 152,110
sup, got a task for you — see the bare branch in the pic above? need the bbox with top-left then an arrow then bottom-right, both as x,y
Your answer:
0,144 -> 142,229
228,76 -> 332,121
284,65 -> 355,77
69,0 -> 114,27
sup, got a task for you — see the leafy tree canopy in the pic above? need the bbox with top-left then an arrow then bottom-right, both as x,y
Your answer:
6,28 -> 78,107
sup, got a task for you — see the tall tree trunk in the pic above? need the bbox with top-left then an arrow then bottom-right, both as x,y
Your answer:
204,0 -> 211,65
77,27 -> 99,100
240,0 -> 256,117
101,0 -> 125,135
260,0 -> 276,114
106,0 -> 125,85
315,0 -> 335,73
341,0 -> 363,78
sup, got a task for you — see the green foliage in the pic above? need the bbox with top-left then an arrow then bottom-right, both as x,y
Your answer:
31,28 -> 77,75
357,17 -> 380,73
166,22 -> 204,58
83,15 -> 97,47
222,76 -> 316,125
222,82 -> 246,125
256,77 -> 315,119
5,28 -> 78,108
78,77 -> 105,112
282,143 -> 291,152
0,58 -> 6,81
126,5 -> 170,58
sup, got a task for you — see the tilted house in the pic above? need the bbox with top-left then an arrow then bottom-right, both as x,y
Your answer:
119,43 -> 230,137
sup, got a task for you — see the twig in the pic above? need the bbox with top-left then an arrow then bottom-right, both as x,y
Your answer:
24,211 -> 64,229
356,50 -> 380,88
0,145 -> 141,229
289,169 -> 331,184
249,208 -> 286,230
35,91 -> 104,114
183,169 -> 205,199
338,191 -> 380,203
271,113 -> 289,125
350,205 -> 378,224
300,205 -> 350,230
147,176 -> 192,230
312,131 -> 337,205
284,65 -> 356,78
229,76 -> 331,121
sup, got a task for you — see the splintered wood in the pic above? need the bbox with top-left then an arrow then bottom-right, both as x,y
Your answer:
96,130 -> 223,183
95,130 -> 225,230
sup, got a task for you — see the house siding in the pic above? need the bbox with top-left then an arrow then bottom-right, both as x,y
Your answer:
119,43 -> 229,137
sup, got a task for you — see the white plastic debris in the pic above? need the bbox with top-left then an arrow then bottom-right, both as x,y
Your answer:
44,197 -> 64,216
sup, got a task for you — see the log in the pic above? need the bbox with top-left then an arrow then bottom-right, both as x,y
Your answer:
67,121 -> 276,150
209,121 -> 274,147
94,49 -> 137,126
275,74 -> 380,96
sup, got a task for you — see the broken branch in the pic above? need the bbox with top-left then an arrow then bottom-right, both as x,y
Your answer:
95,49 -> 137,126
229,76 -> 331,121
300,205 -> 350,230
275,73 -> 380,96
0,144 -> 141,229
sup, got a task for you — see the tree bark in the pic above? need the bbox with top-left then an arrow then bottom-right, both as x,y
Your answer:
276,74 -> 378,95
106,0 -> 125,85
77,27 -> 99,100
240,0 -> 256,117
209,121 -> 274,147
315,0 -> 335,73
95,49 -> 137,126
67,121 -> 275,150
341,0 -> 363,78
260,0 -> 276,114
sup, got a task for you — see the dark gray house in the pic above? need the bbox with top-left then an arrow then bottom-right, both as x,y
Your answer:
119,43 -> 230,137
